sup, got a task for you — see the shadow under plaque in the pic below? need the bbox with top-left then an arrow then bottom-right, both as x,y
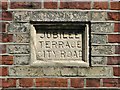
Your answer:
30,22 -> 90,67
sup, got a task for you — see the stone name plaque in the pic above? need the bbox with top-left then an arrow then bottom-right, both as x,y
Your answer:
30,22 -> 90,67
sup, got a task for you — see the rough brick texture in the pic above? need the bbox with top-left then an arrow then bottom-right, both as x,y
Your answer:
36,78 -> 68,87
44,2 -> 57,9
93,2 -> 108,9
60,2 -> 91,9
0,22 -> 7,32
10,2 -> 41,9
108,12 -> 120,21
108,35 -> 120,43
1,56 -> 13,65
1,0 -> 8,10
110,2 -> 120,10
114,23 -> 120,32
113,67 -> 120,76
86,79 -> 100,87
19,78 -> 33,87
0,67 -> 8,76
103,78 -> 119,87
2,79 -> 16,88
71,78 -> 84,88
0,34 -> 13,42
1,11 -> 12,21
115,46 -> 120,54
0,45 -> 6,53
107,57 -> 120,65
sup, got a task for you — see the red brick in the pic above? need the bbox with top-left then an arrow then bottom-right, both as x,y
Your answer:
0,45 -> 6,53
1,55 -> 13,65
115,46 -> 120,54
93,2 -> 108,9
0,34 -> 1,42
1,11 -> 12,21
113,67 -> 120,76
110,2 -> 120,10
60,2 -> 91,9
0,22 -> 2,32
44,2 -> 57,9
0,79 -> 2,87
10,2 -> 41,9
108,12 -> 120,21
86,78 -> 100,87
2,78 -> 16,88
19,78 -> 33,87
107,57 -> 120,65
114,23 -> 120,32
36,78 -> 68,87
0,0 -> 8,10
0,67 -> 8,76
0,22 -> 6,32
71,78 -> 84,88
0,34 -> 13,42
103,78 -> 119,87
0,22 -> 8,32
108,35 -> 120,43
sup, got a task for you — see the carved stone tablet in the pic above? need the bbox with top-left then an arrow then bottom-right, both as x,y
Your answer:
30,22 -> 90,67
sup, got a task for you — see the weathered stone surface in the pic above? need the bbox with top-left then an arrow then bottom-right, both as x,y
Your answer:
13,11 -> 31,22
7,45 -> 30,54
31,11 -> 90,21
60,67 -> 78,76
7,23 -> 30,33
9,66 -> 113,77
43,67 -> 60,76
92,12 -> 107,21
78,67 -> 113,77
92,46 -> 115,55
30,23 -> 89,67
9,66 -> 44,76
91,57 -> 107,65
91,35 -> 107,44
9,66 -> 61,76
91,23 -> 114,33
35,32 -> 82,60
14,55 -> 30,65
13,34 -> 30,43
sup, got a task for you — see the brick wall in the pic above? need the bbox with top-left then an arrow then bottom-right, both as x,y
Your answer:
0,0 -> 120,89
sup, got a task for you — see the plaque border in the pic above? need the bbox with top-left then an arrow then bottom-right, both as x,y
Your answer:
30,21 -> 91,67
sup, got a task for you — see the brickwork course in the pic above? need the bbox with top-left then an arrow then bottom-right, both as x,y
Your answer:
0,0 -> 120,89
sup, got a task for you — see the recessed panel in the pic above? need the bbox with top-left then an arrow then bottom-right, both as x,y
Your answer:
36,31 -> 82,61
30,22 -> 90,67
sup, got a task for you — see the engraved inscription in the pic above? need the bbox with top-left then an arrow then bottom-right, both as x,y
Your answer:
30,22 -> 90,67
36,31 -> 82,60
